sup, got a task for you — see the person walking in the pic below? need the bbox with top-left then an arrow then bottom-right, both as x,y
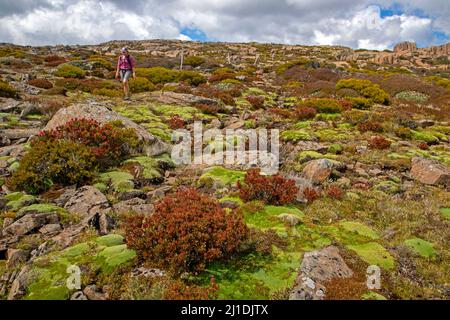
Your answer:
115,47 -> 136,100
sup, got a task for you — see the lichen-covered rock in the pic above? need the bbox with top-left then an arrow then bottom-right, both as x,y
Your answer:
301,158 -> 334,184
290,246 -> 353,300
410,157 -> 450,186
44,103 -> 169,156
63,186 -> 110,218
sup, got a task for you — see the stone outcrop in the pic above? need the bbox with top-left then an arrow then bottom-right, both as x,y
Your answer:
44,103 -> 169,156
290,246 -> 353,300
301,159 -> 334,183
410,157 -> 450,186
394,41 -> 417,53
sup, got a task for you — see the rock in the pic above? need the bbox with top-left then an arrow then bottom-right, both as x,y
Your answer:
411,157 -> 450,186
131,267 -> 166,278
278,213 -> 301,226
151,91 -> 219,106
71,291 -> 88,300
290,246 -> 353,300
112,198 -> 154,215
39,224 -> 62,235
417,119 -> 435,128
0,98 -> 21,113
301,159 -> 334,184
83,285 -> 106,300
7,265 -> 30,300
394,41 -> 417,52
44,103 -> 169,156
64,186 -> 111,218
226,121 -> 245,130
117,189 -> 146,201
98,213 -> 115,235
6,249 -> 29,268
3,213 -> 49,237
0,128 -> 40,140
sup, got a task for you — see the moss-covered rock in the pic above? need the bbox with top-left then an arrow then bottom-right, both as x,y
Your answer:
347,242 -> 394,269
339,221 -> 380,240
99,171 -> 134,193
281,130 -> 312,142
4,192 -> 37,211
198,166 -> 245,188
404,238 -> 436,258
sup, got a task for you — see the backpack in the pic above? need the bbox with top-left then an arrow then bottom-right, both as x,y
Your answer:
126,55 -> 134,71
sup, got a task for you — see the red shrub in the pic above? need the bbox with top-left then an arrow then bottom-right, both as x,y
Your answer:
417,142 -> 429,150
268,107 -> 293,118
246,95 -> 265,108
357,120 -> 383,133
195,84 -> 236,106
339,99 -> 353,111
168,115 -> 185,129
27,78 -> 53,89
294,106 -> 317,120
196,103 -> 225,115
303,187 -> 320,203
124,188 -> 248,274
368,135 -> 391,150
327,185 -> 344,200
44,55 -> 67,67
163,278 -> 219,300
237,168 -> 298,205
37,118 -> 138,167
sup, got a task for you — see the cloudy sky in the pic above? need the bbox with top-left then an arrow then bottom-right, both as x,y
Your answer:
0,0 -> 449,50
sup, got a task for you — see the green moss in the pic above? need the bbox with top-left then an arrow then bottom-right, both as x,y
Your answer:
123,156 -> 166,182
25,235 -> 133,300
412,130 -> 439,144
18,203 -> 66,215
315,129 -> 349,142
95,244 -> 136,273
245,205 -> 304,230
99,171 -> 134,193
95,234 -> 125,247
339,221 -> 379,240
151,104 -> 202,121
5,192 -> 36,211
404,238 -> 436,258
296,151 -> 337,163
374,180 -> 401,194
347,242 -> 394,270
219,196 -> 244,206
198,166 -> 245,188
281,130 -> 312,142
439,207 -> 450,219
328,144 -> 343,154
361,291 -> 387,300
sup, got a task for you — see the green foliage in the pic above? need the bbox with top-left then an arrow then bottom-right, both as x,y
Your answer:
299,98 -> 342,113
347,242 -> 394,269
177,70 -> 207,86
0,80 -> 18,98
129,77 -> 156,93
395,90 -> 429,103
336,79 -> 389,105
7,140 -> 96,194
136,67 -> 205,86
184,56 -> 205,67
54,64 -> 86,79
93,88 -> 122,97
404,238 -> 436,258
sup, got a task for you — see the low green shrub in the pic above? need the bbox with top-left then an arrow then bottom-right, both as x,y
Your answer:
55,64 -> 86,79
129,77 -> 156,93
0,80 -> 18,98
336,79 -> 389,105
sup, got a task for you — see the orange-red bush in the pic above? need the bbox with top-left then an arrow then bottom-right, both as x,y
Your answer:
168,115 -> 185,129
246,95 -> 265,108
163,278 -> 219,300
294,106 -> 317,120
357,120 -> 383,133
27,78 -> 53,89
368,135 -> 391,149
327,185 -> 344,200
124,188 -> 248,274
37,118 -> 138,167
303,187 -> 320,203
237,168 -> 298,205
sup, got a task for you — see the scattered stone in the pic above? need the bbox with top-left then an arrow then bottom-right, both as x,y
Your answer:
39,224 -> 62,235
290,246 -> 353,300
301,159 -> 334,184
112,198 -> 154,215
70,291 -> 88,300
64,186 -> 111,218
410,157 -> 450,186
6,249 -> 29,268
3,213 -> 49,237
83,285 -> 106,300
7,265 -> 30,300
278,213 -> 301,226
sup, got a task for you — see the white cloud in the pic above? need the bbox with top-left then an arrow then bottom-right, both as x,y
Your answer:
0,0 -> 447,49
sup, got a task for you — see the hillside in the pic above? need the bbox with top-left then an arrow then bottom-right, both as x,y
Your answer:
0,39 -> 449,300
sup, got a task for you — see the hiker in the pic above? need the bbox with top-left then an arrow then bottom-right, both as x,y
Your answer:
115,47 -> 136,100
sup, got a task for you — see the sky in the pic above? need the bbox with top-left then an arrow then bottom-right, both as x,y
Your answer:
0,0 -> 449,50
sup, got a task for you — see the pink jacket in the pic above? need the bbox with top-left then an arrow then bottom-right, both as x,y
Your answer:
117,54 -> 136,70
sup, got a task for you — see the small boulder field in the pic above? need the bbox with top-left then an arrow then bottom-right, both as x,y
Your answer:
0,40 -> 449,300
